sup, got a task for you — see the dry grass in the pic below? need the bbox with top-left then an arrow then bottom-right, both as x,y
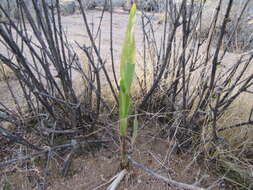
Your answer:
0,64 -> 16,81
131,53 -> 154,101
71,49 -> 92,101
198,92 -> 253,188
130,49 -> 253,188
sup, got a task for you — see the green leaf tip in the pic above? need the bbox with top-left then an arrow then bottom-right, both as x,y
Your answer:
119,1 -> 137,92
130,3 -> 137,17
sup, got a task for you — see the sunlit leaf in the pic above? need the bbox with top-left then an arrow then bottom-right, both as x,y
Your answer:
119,3 -> 137,137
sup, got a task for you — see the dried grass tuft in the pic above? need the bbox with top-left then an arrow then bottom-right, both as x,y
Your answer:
0,64 -> 16,81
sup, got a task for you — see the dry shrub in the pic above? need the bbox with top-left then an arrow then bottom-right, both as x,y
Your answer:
73,49 -> 91,100
199,92 -> 253,188
147,6 -> 253,185
131,53 -> 154,101
199,0 -> 253,53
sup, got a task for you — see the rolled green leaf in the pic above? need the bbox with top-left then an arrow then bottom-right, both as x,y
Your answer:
119,3 -> 137,137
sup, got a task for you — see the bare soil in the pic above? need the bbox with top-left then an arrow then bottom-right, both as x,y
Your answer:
1,125 -> 222,190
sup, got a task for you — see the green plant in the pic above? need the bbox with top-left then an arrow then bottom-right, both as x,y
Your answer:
119,3 -> 137,168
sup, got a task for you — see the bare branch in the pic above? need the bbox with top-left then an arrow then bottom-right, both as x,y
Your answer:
128,156 -> 207,190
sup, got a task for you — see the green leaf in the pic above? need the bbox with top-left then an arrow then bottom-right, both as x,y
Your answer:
120,3 -> 136,92
119,3 -> 137,137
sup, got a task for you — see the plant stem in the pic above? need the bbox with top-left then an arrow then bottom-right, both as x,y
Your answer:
120,136 -> 129,169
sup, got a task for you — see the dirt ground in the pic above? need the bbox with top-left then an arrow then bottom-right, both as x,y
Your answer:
1,124 -> 224,190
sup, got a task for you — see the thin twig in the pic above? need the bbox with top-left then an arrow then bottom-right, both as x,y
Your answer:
0,138 -> 112,167
128,156 -> 207,190
218,120 -> 253,132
